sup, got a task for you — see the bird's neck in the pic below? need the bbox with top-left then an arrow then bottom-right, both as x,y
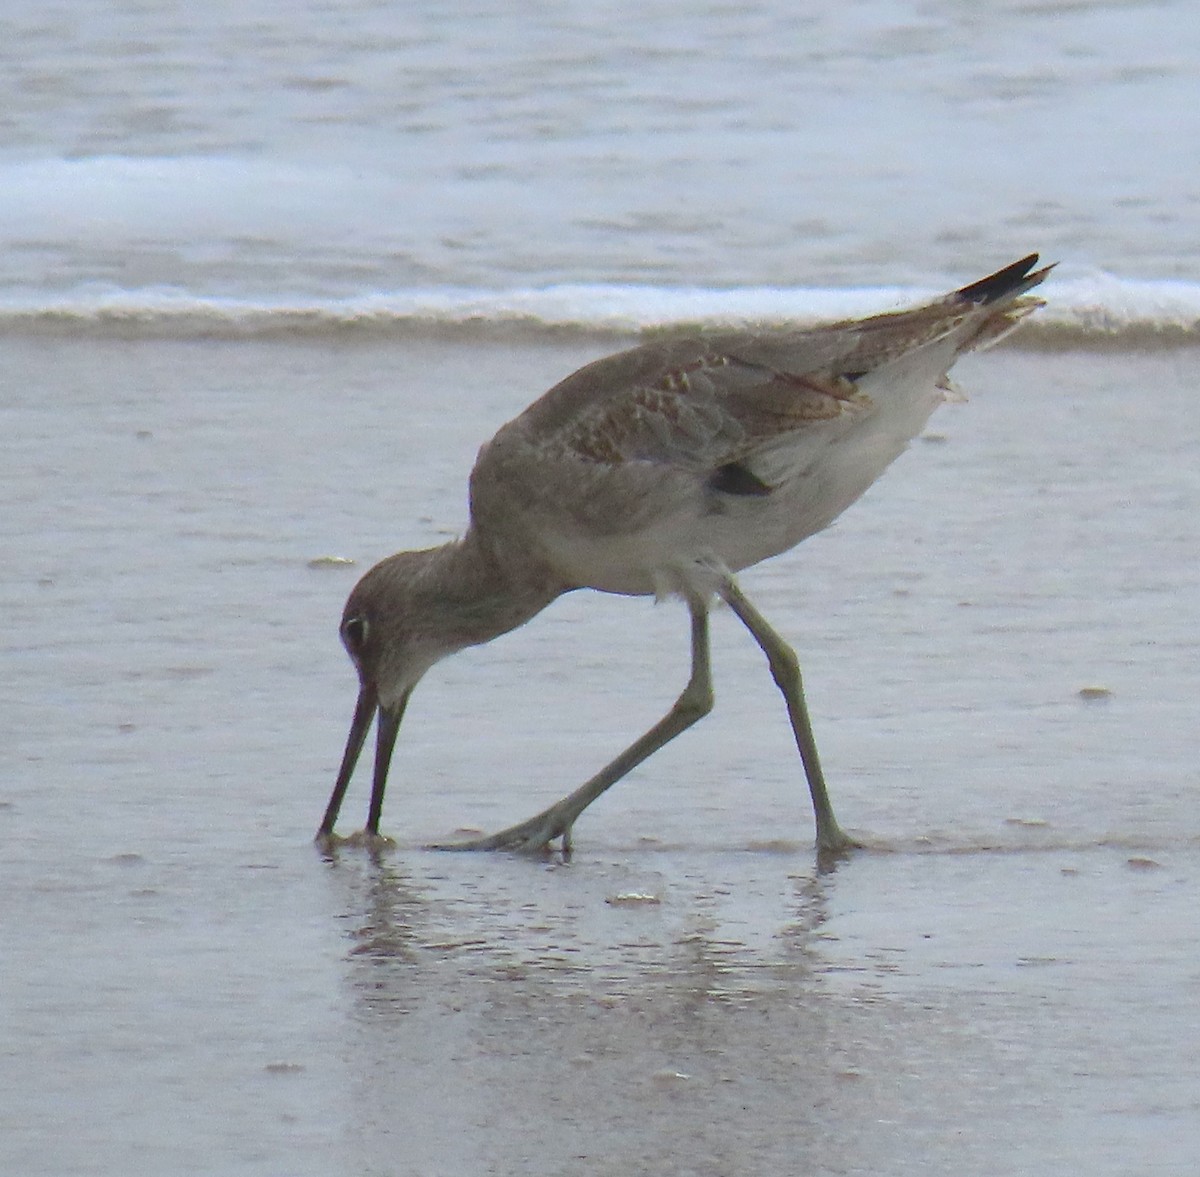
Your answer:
425,527 -> 562,651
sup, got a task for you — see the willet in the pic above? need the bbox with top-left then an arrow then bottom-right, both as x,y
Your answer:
319,254 -> 1051,855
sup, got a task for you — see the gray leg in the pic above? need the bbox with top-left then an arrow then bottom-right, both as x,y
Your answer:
716,575 -> 858,854
435,596 -> 715,853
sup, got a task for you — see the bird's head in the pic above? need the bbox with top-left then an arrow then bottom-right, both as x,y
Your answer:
315,536 -> 559,843
317,549 -> 455,843
337,553 -> 448,705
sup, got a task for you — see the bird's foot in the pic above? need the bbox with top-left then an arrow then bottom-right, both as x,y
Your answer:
314,828 -> 397,858
816,825 -> 865,858
813,824 -> 870,874
429,807 -> 575,856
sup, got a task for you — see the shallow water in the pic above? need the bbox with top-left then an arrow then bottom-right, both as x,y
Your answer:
2,0 -> 1199,296
3,338 -> 1197,1174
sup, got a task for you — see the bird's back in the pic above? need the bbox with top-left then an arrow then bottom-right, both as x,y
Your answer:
470,256 -> 1050,597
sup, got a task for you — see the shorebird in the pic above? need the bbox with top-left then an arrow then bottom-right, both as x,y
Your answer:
319,254 -> 1050,855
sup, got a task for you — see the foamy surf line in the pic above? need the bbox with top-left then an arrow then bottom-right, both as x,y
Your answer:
3,276 -> 1199,345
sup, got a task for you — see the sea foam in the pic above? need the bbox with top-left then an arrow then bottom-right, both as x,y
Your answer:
2,273 -> 1198,345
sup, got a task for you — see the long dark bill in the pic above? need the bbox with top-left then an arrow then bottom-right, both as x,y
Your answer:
318,682 -> 378,837
365,693 -> 408,835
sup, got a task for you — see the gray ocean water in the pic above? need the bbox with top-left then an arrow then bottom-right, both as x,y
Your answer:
1,0 -> 1199,312
3,3 -> 1199,1175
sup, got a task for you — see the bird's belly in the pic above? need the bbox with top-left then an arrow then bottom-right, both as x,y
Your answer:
531,495 -> 799,598
533,512 -> 703,596
538,425 -> 937,595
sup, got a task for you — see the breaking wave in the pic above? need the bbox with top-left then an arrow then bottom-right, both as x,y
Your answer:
3,273 -> 1199,346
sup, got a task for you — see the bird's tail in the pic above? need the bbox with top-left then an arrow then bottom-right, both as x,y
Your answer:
951,253 -> 1054,351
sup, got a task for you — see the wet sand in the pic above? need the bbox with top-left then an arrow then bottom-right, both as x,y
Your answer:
2,337 -> 1198,1174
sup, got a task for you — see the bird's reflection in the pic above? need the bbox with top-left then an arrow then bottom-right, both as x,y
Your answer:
323,844 -> 839,1020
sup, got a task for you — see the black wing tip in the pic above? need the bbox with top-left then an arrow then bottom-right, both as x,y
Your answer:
709,462 -> 773,497
954,253 -> 1052,306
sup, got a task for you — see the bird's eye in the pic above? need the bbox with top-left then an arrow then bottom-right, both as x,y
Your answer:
341,615 -> 369,654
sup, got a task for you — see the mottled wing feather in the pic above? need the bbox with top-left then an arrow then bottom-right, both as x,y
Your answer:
557,351 -> 871,480
513,255 -> 1049,489
562,380 -> 740,467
